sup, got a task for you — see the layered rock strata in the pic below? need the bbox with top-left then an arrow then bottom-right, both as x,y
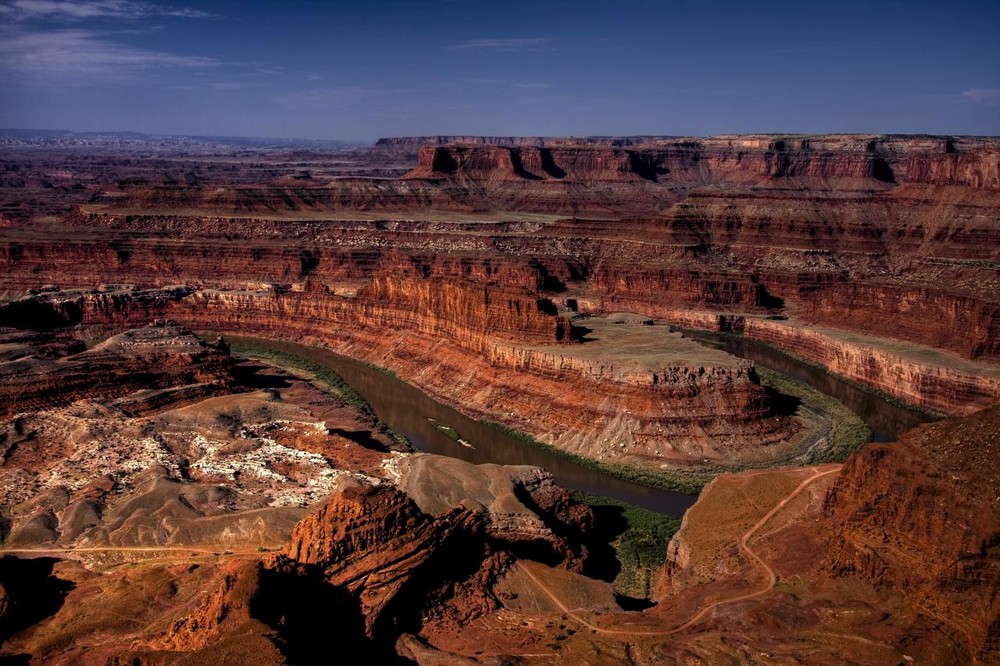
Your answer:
4,134 -> 999,451
272,472 -> 595,644
798,281 -> 1000,361
0,323 -> 232,419
404,135 -> 1000,188
3,135 -> 998,664
0,284 -> 795,463
650,406 -> 999,664
3,135 -> 999,374
0,323 -> 400,549
277,482 -> 490,638
743,318 -> 1000,416
1,462 -> 598,662
2,404 -> 997,663
825,405 -> 1000,663
3,138 -> 998,379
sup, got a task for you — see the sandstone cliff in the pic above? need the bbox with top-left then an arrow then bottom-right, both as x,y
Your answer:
799,281 -> 1000,362
650,403 -> 1000,664
744,318 -> 1000,416
3,135 -> 998,375
824,405 -> 1000,664
404,135 -> 1000,189
0,283 -> 797,465
354,276 -> 576,345
0,322 -> 233,419
278,482 -> 490,638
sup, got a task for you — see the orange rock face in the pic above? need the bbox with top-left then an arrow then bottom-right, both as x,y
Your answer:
0,133 -> 997,663
798,280 -> 1000,362
743,318 -> 1000,416
3,137 -> 998,387
3,137 -> 998,378
1,284 -> 796,464
0,323 -> 232,419
152,559 -> 277,655
355,276 -> 577,345
1,406 -> 996,664
824,405 -> 1000,663
404,135 -> 1000,188
277,483 -> 489,638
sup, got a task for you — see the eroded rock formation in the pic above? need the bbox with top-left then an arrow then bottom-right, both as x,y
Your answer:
743,318 -> 1000,416
0,322 -> 401,550
1,134 -> 998,664
276,482 -> 490,638
1,284 -> 799,464
646,408 -> 999,664
0,323 -> 232,419
825,405 -> 1000,663
3,136 -> 998,414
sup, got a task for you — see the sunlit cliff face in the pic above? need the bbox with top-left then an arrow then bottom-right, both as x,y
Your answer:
0,133 -> 997,664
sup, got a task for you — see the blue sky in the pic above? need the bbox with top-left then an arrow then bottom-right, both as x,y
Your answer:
1,0 -> 998,140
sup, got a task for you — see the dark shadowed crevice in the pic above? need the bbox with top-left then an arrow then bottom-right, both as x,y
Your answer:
0,556 -> 75,649
252,565 -> 410,665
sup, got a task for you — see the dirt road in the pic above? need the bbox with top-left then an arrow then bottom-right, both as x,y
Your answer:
518,464 -> 842,637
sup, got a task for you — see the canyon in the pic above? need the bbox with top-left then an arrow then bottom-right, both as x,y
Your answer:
0,284 -> 800,469
0,133 -> 998,663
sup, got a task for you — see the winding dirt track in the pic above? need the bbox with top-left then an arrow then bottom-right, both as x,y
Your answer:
2,466 -> 840,640
517,464 -> 842,638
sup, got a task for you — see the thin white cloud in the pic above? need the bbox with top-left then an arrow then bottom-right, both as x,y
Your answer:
0,0 -> 217,20
511,82 -> 551,91
162,6 -> 214,18
962,89 -> 1000,104
0,27 -> 216,73
450,38 -> 552,51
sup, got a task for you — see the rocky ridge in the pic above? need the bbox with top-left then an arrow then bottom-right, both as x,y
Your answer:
743,317 -> 1000,415
0,319 -> 607,663
0,284 -> 798,465
3,135 -> 998,382
0,321 -> 416,549
0,133 -> 998,663
825,405 -> 1000,663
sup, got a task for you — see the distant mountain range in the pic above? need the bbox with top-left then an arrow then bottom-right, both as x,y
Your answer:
0,129 -> 366,152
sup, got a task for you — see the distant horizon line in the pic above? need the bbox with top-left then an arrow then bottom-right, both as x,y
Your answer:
2,128 -> 999,145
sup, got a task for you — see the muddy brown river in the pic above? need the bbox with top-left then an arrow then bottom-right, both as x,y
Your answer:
684,331 -> 934,442
228,334 -> 933,516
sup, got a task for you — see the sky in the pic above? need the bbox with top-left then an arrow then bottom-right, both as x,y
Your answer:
1,0 -> 998,140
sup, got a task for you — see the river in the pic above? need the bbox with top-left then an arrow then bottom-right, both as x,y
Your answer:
227,333 -> 933,517
228,337 -> 698,515
682,331 -> 934,442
